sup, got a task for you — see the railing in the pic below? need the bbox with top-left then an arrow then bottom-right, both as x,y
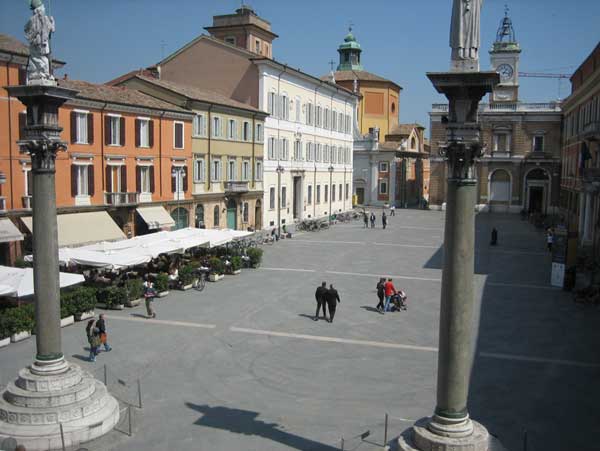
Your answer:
431,102 -> 562,113
0,197 -> 5,211
21,195 -> 32,210
104,192 -> 139,206
224,181 -> 249,193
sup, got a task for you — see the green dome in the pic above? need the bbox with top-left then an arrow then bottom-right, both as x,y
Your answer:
337,28 -> 363,71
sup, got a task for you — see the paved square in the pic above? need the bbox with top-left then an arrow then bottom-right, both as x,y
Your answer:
1,210 -> 598,451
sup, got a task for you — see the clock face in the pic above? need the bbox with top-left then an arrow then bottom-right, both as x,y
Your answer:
497,63 -> 514,81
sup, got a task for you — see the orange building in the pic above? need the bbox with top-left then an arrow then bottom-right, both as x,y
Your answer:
0,34 -> 196,264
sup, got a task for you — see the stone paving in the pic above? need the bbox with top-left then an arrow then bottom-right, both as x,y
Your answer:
1,210 -> 599,451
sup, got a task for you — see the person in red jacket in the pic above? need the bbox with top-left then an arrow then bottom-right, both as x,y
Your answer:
383,278 -> 396,313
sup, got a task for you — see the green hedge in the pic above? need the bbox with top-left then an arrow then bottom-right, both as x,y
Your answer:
208,257 -> 224,275
155,273 -> 169,292
97,286 -> 127,308
124,278 -> 144,301
246,248 -> 263,268
60,286 -> 97,317
0,304 -> 35,339
231,256 -> 242,272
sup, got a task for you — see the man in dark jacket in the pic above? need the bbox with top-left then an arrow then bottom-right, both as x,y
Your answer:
96,313 -> 112,352
314,281 -> 328,321
325,284 -> 341,323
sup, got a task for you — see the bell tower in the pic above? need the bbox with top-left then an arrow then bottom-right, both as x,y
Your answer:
489,6 -> 521,102
337,27 -> 363,71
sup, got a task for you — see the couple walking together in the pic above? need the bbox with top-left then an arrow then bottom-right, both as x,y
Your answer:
85,313 -> 112,362
314,282 -> 341,323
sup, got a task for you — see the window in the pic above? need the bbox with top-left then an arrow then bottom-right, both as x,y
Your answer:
268,137 -> 277,160
306,142 -> 314,161
139,166 -> 152,193
324,184 -> 329,202
306,102 -> 314,125
338,112 -> 344,132
316,144 -> 322,162
323,145 -> 329,163
243,121 -> 251,141
268,92 -> 276,116
194,157 -> 205,182
332,184 -> 336,202
307,185 -> 312,205
228,159 -> 237,181
281,94 -> 289,120
379,162 -> 389,172
193,114 -> 206,137
214,205 -> 220,227
281,186 -> 287,207
280,139 -> 289,160
255,39 -> 261,53
243,202 -> 249,223
332,110 -> 337,131
255,160 -> 263,180
345,183 -> 349,200
533,135 -> 544,152
339,184 -> 342,201
379,180 -> 388,194
294,140 -> 302,161
211,159 -> 222,181
74,165 -> 90,196
324,108 -> 330,129
316,106 -> 322,128
212,117 -> 222,138
331,146 -> 336,164
137,118 -> 150,148
410,137 -> 416,149
255,123 -> 263,142
109,116 -> 121,146
174,122 -> 184,149
227,119 -> 237,140
316,185 -> 321,203
269,187 -> 275,209
295,97 -> 301,122
172,166 -> 185,193
224,36 -> 236,45
338,147 -> 343,164
493,133 -> 510,152
74,112 -> 88,144
242,160 -> 250,181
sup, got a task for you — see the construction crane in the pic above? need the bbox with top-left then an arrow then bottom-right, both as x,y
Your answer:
519,72 -> 571,100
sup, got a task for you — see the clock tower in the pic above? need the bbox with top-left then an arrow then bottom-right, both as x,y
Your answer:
489,7 -> 521,103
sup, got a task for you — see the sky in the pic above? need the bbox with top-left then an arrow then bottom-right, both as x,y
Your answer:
2,0 -> 599,137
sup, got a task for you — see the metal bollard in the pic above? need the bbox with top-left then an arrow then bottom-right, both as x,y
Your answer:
128,405 -> 133,437
60,423 -> 66,451
384,413 -> 388,445
137,379 -> 143,408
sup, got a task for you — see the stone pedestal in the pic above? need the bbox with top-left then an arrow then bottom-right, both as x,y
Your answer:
0,84 -> 119,450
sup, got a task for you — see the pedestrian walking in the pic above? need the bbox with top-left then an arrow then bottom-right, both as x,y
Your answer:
376,277 -> 385,312
370,212 -> 376,228
325,284 -> 341,323
390,205 -> 396,216
143,277 -> 157,318
314,281 -> 328,321
382,212 -> 387,229
546,228 -> 554,252
95,313 -> 112,352
490,227 -> 498,246
383,278 -> 396,313
86,319 -> 101,362
363,211 -> 369,228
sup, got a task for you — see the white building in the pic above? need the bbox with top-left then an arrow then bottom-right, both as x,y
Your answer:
255,60 -> 358,230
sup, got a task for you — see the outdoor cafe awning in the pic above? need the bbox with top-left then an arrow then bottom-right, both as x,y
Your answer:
136,206 -> 175,230
0,219 -> 23,243
21,211 -> 126,247
0,265 -> 85,298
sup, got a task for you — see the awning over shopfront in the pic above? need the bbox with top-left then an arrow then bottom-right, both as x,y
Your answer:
21,211 -> 126,247
0,219 -> 24,243
0,265 -> 85,298
136,206 -> 176,230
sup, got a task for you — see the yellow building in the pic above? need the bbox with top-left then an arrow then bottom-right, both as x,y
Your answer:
323,29 -> 402,142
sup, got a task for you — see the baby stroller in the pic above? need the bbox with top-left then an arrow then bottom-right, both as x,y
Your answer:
390,290 -> 407,311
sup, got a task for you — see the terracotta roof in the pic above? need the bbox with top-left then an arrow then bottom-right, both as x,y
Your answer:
388,123 -> 425,136
0,33 -> 66,65
105,69 -> 157,87
58,79 -> 191,114
132,75 -> 264,113
322,70 -> 402,90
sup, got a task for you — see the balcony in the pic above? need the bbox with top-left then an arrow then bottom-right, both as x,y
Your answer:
431,102 -> 562,114
0,196 -> 5,212
21,195 -> 32,210
224,181 -> 249,193
104,192 -> 139,206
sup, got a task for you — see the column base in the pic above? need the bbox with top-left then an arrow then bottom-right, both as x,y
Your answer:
398,417 -> 491,451
0,360 -> 119,450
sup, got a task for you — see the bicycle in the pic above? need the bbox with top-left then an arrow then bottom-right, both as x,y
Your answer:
192,268 -> 210,292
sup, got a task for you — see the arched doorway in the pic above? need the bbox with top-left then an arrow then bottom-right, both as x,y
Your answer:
255,200 -> 262,230
171,207 -> 189,230
226,198 -> 237,230
489,169 -> 511,212
195,204 -> 205,228
524,168 -> 550,214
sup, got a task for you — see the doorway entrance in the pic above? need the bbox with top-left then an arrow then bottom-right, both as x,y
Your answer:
356,187 -> 365,205
292,176 -> 302,220
226,199 -> 237,229
528,186 -> 544,213
525,168 -> 550,214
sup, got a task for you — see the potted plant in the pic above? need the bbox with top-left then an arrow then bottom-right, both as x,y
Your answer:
208,257 -> 224,282
60,300 -> 75,328
230,256 -> 242,275
246,248 -> 263,268
0,311 -> 11,348
179,265 -> 196,290
124,278 -> 144,307
97,286 -> 126,310
155,273 -> 170,297
69,286 -> 97,321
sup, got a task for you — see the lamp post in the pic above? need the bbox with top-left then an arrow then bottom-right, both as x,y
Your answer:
328,165 -> 334,224
276,165 -> 284,236
172,167 -> 182,229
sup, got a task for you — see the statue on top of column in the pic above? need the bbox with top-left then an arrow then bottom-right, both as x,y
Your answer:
450,0 -> 482,63
24,0 -> 56,85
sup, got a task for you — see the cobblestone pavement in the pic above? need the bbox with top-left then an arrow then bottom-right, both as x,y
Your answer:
1,210 -> 598,451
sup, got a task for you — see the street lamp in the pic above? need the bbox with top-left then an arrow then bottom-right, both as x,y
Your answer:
276,165 -> 284,236
172,167 -> 183,230
328,165 -> 334,224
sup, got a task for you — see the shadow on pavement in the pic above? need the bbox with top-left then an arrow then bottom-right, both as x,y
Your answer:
70,354 -> 90,362
185,403 -> 340,451
360,306 -> 382,314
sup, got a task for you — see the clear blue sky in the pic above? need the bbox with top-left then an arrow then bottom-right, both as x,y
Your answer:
2,0 -> 599,137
